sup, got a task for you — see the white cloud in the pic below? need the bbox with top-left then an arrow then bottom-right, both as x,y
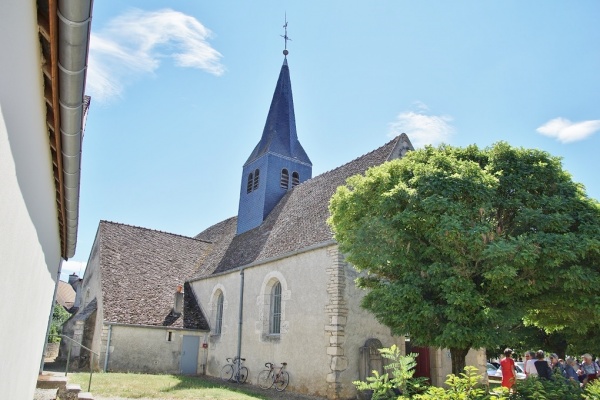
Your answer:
389,103 -> 455,148
536,117 -> 600,143
87,8 -> 224,103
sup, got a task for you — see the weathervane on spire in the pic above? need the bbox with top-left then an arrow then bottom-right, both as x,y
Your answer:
281,14 -> 291,57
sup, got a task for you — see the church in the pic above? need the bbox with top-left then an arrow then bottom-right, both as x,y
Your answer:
64,48 -> 484,399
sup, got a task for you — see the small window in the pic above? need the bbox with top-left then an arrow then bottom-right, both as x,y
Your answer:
253,169 -> 260,190
292,172 -> 300,187
247,173 -> 253,193
215,293 -> 224,335
280,169 -> 289,189
166,331 -> 173,342
270,282 -> 282,335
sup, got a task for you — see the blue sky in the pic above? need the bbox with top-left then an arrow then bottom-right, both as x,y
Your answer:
61,0 -> 600,279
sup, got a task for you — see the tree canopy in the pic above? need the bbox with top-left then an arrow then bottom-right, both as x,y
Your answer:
328,142 -> 600,373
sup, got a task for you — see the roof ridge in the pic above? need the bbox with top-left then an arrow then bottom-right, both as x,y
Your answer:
100,220 -> 212,243
291,135 -> 402,187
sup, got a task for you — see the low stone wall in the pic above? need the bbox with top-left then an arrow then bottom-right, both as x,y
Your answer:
45,342 -> 60,359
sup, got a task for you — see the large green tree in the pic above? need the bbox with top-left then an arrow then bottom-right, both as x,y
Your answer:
328,143 -> 600,374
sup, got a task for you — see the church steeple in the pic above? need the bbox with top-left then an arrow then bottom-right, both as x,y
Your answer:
244,58 -> 311,167
236,24 -> 312,235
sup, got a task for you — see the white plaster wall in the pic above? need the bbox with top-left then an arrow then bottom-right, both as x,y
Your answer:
191,247 -> 332,397
0,2 -> 63,398
105,325 -> 205,374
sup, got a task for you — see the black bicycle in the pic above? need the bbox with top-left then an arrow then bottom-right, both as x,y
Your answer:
220,356 -> 248,383
257,362 -> 289,391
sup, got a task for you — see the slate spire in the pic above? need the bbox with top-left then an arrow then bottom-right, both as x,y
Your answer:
244,59 -> 311,167
236,46 -> 312,235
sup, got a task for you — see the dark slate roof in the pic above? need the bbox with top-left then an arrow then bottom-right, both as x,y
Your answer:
74,298 -> 97,321
193,134 -> 413,277
97,221 -> 212,329
244,59 -> 311,167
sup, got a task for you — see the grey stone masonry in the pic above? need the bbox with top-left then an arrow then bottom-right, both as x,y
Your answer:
325,246 -> 349,399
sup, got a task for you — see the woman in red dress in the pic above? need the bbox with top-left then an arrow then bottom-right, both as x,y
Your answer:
500,348 -> 517,389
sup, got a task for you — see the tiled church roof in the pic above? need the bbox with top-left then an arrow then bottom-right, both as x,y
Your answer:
193,134 -> 413,277
93,134 -> 412,327
98,221 -> 212,328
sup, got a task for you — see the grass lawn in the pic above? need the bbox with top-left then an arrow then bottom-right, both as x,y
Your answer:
68,372 -> 269,399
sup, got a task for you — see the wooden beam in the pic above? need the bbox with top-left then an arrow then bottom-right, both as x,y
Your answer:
43,0 -> 68,257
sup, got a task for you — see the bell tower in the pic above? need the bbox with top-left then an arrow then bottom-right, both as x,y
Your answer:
236,22 -> 312,235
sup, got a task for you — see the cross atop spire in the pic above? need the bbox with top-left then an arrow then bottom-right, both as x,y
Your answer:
281,14 -> 291,57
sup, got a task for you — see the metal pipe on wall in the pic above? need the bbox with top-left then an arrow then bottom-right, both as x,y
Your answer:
236,268 -> 245,374
103,324 -> 112,372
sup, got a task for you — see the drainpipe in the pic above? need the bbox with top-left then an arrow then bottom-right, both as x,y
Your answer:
236,268 -> 245,370
103,324 -> 112,372
57,0 -> 94,258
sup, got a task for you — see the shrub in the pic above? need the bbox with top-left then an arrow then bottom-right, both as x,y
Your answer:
49,303 -> 70,343
583,378 -> 600,400
508,372 -> 582,400
414,366 -> 505,400
353,345 -> 429,399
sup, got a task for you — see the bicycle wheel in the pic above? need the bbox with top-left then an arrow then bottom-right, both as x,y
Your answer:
237,366 -> 249,383
274,371 -> 289,391
257,369 -> 274,389
220,364 -> 234,381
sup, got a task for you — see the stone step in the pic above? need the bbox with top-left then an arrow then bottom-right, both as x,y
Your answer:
33,388 -> 58,400
60,383 -> 82,400
78,392 -> 94,400
36,374 -> 67,390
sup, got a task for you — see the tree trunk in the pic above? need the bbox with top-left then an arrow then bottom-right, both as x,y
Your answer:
449,348 -> 469,375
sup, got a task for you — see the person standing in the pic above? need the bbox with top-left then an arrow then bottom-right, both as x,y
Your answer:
500,348 -> 517,389
550,353 -> 563,376
534,350 -> 552,380
524,351 -> 538,377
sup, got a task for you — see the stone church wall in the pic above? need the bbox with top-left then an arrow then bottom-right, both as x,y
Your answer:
191,243 -> 486,399
191,244 -> 333,397
104,324 -> 205,374
60,238 -> 105,369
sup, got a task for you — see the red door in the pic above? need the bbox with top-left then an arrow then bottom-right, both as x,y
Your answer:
406,342 -> 431,380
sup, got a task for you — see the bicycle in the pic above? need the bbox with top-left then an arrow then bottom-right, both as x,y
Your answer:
220,356 -> 248,383
257,362 -> 289,391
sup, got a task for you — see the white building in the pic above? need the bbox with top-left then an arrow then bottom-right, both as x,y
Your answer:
0,0 -> 92,398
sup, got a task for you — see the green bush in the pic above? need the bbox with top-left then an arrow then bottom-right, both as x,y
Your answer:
48,302 -> 70,343
508,372 -> 582,400
583,378 -> 600,400
356,354 -> 600,400
353,345 -> 429,399
414,366 -> 505,400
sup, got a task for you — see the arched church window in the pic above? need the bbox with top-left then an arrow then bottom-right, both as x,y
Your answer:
270,282 -> 282,335
292,172 -> 300,187
253,169 -> 260,190
215,292 -> 224,335
280,169 -> 289,189
247,173 -> 253,193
